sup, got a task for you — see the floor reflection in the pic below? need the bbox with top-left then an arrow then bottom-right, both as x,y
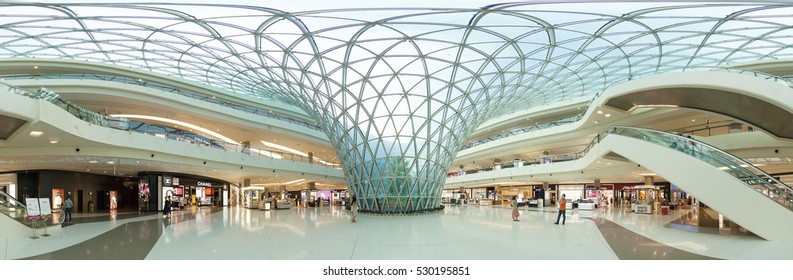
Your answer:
22,206 -> 221,260
15,205 -> 782,260
592,217 -> 718,260
664,206 -> 759,238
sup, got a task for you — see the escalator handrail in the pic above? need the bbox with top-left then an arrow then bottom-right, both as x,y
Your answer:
608,125 -> 793,194
0,191 -> 37,228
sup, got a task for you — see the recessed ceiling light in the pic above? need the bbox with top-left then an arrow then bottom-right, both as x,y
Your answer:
48,137 -> 59,144
597,110 -> 603,114
594,121 -> 599,124
691,119 -> 696,122
604,113 -> 611,117
33,66 -> 38,69
89,160 -> 98,164
29,131 -> 44,137
107,161 -> 115,165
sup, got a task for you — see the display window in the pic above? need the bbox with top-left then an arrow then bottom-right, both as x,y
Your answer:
109,191 -> 118,210
52,189 -> 64,209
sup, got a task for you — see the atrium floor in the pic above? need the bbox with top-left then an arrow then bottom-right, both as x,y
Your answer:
3,204 -> 791,260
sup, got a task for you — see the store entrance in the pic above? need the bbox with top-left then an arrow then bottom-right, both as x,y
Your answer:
77,189 -> 84,212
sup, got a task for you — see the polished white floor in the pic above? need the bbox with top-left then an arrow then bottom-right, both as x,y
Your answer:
4,205 -> 793,260
147,205 -> 615,259
597,206 -> 793,259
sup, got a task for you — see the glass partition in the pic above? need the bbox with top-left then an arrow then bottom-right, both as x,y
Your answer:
609,126 -> 793,210
0,191 -> 32,227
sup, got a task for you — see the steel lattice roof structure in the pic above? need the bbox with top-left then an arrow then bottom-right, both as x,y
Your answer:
2,1 -> 793,213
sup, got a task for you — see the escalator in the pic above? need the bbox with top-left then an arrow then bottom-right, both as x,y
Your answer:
597,126 -> 793,241
0,191 -> 62,238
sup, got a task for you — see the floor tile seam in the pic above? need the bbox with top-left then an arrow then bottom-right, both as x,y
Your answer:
345,236 -> 491,247
581,217 -> 621,259
63,213 -> 161,225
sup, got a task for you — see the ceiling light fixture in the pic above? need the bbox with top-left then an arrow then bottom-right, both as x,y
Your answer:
604,113 -> 611,118
48,137 -> 59,144
597,110 -> 603,114
29,131 -> 44,137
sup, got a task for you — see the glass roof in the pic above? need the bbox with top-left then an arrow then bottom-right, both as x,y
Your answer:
1,2 -> 792,114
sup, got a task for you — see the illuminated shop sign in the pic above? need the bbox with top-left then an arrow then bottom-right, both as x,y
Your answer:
197,182 -> 212,187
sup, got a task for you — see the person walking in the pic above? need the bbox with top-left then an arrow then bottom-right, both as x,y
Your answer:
350,196 -> 359,223
554,194 -> 566,225
511,196 -> 520,221
163,196 -> 172,218
63,196 -> 73,223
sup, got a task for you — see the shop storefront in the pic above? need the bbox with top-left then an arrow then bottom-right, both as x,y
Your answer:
7,170 -> 135,213
0,173 -> 17,199
584,184 -> 615,207
139,172 -> 229,211
558,185 -> 584,202
242,186 -> 264,208
497,185 -> 533,205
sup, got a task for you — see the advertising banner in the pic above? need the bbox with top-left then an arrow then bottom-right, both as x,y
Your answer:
26,198 -> 41,217
38,198 -> 52,215
52,189 -> 64,209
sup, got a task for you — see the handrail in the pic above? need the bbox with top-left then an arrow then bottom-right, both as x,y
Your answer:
462,67 -> 792,151
0,191 -> 33,227
1,82 -> 342,168
684,67 -> 793,88
461,113 -> 584,150
0,73 -> 323,131
611,125 -> 793,193
452,125 -> 793,210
